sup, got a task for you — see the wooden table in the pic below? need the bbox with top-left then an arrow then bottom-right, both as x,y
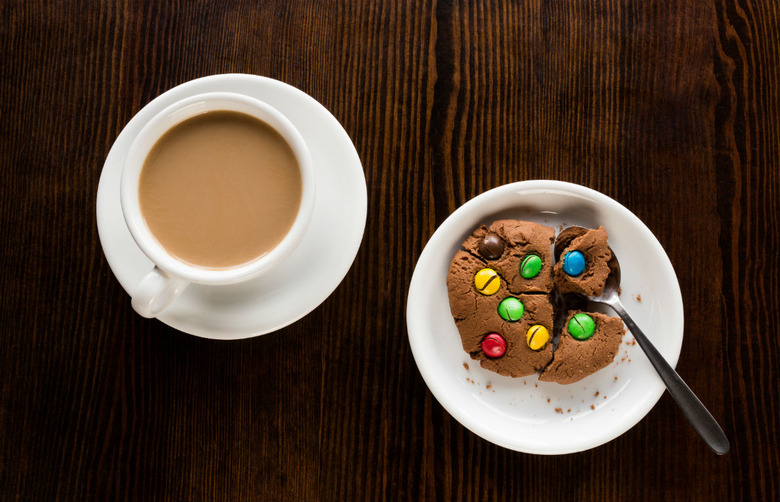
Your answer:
2,1 -> 778,500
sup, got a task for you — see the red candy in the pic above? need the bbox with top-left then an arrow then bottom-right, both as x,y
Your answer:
481,333 -> 507,358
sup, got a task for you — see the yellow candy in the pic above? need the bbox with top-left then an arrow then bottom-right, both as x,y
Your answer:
526,325 -> 550,351
473,268 -> 500,295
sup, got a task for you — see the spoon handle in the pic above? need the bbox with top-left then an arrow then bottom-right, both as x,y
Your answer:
607,300 -> 730,455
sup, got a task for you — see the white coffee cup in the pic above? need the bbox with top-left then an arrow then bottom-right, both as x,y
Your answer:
120,92 -> 315,318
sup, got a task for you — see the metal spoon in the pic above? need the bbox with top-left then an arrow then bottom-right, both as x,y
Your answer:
556,226 -> 730,455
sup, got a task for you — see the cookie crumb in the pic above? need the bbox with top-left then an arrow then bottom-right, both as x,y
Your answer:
463,363 -> 469,370
590,404 -> 595,410
555,408 -> 563,414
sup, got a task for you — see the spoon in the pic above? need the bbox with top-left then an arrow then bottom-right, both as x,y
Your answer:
556,226 -> 730,455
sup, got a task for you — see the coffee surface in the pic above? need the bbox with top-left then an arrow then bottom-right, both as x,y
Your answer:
139,111 -> 302,268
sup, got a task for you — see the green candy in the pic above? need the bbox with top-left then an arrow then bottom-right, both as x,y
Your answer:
498,297 -> 525,322
568,313 -> 596,340
520,254 -> 542,279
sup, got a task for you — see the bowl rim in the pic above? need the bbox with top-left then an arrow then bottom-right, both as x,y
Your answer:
406,180 -> 684,454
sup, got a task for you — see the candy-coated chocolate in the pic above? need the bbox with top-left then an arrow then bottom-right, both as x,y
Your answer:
474,268 -> 500,295
520,254 -> 542,279
562,250 -> 586,276
568,313 -> 595,340
481,333 -> 507,358
497,297 -> 524,322
526,324 -> 550,351
478,232 -> 505,259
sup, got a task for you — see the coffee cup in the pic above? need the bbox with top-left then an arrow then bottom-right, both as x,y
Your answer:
120,92 -> 315,318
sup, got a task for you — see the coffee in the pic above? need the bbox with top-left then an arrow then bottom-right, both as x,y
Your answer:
138,110 -> 302,268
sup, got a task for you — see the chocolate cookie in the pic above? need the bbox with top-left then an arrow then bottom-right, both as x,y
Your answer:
447,220 -> 625,384
539,311 -> 626,384
447,220 -> 556,378
553,226 -> 612,297
461,220 -> 555,294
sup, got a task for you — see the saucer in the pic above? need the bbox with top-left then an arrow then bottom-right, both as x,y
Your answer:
97,74 -> 367,339
406,181 -> 684,454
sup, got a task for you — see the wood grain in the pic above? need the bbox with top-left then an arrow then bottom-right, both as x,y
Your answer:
1,0 -> 778,500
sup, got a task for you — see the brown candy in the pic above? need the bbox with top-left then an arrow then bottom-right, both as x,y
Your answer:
478,233 -> 504,259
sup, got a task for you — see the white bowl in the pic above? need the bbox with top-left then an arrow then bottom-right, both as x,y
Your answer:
406,180 -> 684,454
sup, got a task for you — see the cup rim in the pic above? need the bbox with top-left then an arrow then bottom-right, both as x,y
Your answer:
120,91 -> 315,285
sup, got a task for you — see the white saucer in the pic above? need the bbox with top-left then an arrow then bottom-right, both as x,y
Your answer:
97,74 -> 367,339
406,181 -> 684,454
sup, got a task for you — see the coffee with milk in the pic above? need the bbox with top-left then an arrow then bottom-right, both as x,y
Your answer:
138,110 -> 302,268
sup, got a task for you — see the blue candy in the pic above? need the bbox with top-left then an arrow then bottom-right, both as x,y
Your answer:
562,250 -> 586,276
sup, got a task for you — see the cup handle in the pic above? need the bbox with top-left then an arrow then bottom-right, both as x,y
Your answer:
131,267 -> 190,318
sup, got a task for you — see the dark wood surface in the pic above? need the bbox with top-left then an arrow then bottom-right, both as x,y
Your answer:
1,1 -> 778,500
